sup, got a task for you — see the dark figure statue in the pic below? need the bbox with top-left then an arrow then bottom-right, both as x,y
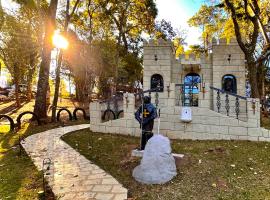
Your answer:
135,96 -> 157,150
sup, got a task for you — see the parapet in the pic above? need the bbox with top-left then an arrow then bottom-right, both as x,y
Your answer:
143,39 -> 174,47
179,53 -> 201,64
211,37 -> 239,46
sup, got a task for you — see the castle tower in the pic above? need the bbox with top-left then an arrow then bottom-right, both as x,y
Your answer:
143,39 -> 174,91
212,38 -> 246,96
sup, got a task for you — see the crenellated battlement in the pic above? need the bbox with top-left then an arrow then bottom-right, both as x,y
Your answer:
177,53 -> 212,64
212,38 -> 238,46
143,39 -> 174,48
178,53 -> 201,64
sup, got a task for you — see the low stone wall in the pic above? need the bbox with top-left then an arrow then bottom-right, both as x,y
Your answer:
90,94 -> 270,142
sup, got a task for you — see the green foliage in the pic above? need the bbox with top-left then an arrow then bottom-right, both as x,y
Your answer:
154,19 -> 176,41
153,19 -> 186,58
61,0 -> 159,99
0,2 -> 41,85
186,45 -> 206,57
188,4 -> 229,45
118,52 -> 143,85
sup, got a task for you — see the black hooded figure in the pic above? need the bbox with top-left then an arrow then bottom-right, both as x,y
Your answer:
135,96 -> 157,150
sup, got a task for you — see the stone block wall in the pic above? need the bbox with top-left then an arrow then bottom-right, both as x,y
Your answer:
212,38 -> 246,96
143,39 -> 174,90
90,94 -> 270,142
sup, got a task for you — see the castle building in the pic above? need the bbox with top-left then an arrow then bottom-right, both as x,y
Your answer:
90,39 -> 270,142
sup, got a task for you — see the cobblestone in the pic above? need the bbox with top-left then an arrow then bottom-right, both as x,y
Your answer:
21,124 -> 127,200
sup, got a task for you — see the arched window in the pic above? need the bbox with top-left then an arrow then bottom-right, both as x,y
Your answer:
150,74 -> 164,92
222,74 -> 237,93
183,73 -> 201,106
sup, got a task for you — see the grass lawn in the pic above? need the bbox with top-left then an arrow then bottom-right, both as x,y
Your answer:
0,120 -> 88,200
63,129 -> 270,200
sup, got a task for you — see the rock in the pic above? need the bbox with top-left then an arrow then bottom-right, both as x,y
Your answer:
132,134 -> 177,184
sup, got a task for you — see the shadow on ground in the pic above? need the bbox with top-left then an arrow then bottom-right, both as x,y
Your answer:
0,120 -> 88,199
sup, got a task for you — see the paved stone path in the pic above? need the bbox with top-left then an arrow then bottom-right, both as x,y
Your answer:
21,124 -> 128,200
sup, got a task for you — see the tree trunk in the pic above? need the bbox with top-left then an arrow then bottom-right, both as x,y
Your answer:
33,0 -> 58,119
26,54 -> 35,101
256,63 -> 265,98
26,69 -> 33,101
14,65 -> 20,107
247,59 -> 260,98
51,50 -> 62,122
51,0 -> 69,122
14,79 -> 20,107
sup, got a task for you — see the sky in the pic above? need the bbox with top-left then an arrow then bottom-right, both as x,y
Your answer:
155,0 -> 205,46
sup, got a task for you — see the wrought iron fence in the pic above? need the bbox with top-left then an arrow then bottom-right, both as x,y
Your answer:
210,86 -> 248,121
99,93 -> 124,121
175,84 -> 199,107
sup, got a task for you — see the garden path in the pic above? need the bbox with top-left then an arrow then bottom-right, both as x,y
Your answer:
21,124 -> 127,200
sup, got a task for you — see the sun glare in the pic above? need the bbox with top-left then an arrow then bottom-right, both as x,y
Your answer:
52,31 -> 69,49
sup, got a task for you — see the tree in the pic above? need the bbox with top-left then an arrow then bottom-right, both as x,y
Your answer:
33,0 -> 58,119
222,0 -> 270,98
66,0 -> 158,99
154,19 -> 186,58
0,0 -> 3,31
99,0 -> 157,51
0,8 -> 40,105
190,0 -> 270,98
186,45 -> 206,56
19,3 -> 42,101
63,31 -> 103,101
0,20 -> 27,106
188,4 -> 227,50
51,0 -> 80,122
154,19 -> 176,41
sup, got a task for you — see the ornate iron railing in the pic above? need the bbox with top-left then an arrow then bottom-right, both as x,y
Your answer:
175,83 -> 199,107
99,93 -> 124,121
210,86 -> 247,121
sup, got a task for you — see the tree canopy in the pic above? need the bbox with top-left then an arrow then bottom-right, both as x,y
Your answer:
189,0 -> 270,97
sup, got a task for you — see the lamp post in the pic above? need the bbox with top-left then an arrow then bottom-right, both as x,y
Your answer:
51,31 -> 68,122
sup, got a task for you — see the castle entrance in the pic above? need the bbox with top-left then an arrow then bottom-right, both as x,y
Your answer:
182,73 -> 201,107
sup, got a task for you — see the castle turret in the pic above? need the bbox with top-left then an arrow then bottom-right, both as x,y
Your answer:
212,38 -> 246,96
143,39 -> 174,91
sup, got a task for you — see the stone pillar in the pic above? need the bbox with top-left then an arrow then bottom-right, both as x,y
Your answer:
199,82 -> 211,109
123,93 -> 135,119
246,98 -> 260,128
89,101 -> 102,132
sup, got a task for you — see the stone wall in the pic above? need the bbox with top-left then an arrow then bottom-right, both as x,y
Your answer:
90,95 -> 270,142
143,39 -> 174,90
212,38 -> 246,96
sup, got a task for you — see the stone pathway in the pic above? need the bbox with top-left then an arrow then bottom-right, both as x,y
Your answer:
21,124 -> 128,200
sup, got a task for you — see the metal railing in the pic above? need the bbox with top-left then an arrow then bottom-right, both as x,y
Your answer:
175,84 -> 199,107
210,86 -> 248,121
99,93 -> 124,121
